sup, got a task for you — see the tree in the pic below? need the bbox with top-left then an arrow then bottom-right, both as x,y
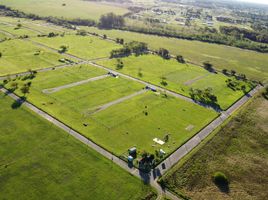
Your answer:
20,85 -> 30,96
158,48 -> 170,59
10,82 -> 18,90
203,61 -> 214,72
160,77 -> 168,86
222,69 -> 228,75
16,23 -> 22,29
116,59 -> 124,70
176,55 -> 185,63
58,45 -> 68,53
230,70 -> 236,76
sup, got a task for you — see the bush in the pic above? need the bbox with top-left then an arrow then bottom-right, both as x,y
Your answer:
213,172 -> 229,185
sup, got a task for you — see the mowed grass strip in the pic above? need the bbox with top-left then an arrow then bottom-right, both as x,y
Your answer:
2,65 -> 217,158
0,93 -> 156,200
32,34 -> 122,59
0,0 -> 129,21
97,54 -> 252,110
0,39 -> 65,75
84,27 -> 268,81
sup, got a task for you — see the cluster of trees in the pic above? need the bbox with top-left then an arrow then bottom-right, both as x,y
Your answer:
110,41 -> 148,58
225,79 -> 247,92
220,26 -> 268,44
222,69 -> 247,81
3,70 -> 37,95
99,13 -> 125,29
189,87 -> 219,108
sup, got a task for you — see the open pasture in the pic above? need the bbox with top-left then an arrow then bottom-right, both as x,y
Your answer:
32,34 -> 122,60
0,0 -> 129,21
84,27 -> 268,82
0,21 -> 40,37
97,54 -> 252,110
2,64 -> 217,159
0,39 -> 65,75
0,16 -> 72,35
0,93 -> 155,200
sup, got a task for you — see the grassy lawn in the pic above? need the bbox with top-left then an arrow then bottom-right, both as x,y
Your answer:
83,27 -> 268,82
2,64 -> 218,160
0,22 -> 40,37
97,54 -> 253,110
0,16 -> 72,35
161,95 -> 268,200
32,34 -> 122,59
0,93 -> 156,200
0,0 -> 129,21
0,39 -> 66,75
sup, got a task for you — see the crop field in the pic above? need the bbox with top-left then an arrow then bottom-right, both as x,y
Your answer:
32,35 -> 122,59
0,39 -> 65,75
84,27 -> 268,82
97,54 -> 252,110
0,0 -> 129,21
2,64 -> 218,159
0,93 -> 155,200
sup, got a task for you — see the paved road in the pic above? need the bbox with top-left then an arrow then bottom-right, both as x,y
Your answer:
42,74 -> 109,94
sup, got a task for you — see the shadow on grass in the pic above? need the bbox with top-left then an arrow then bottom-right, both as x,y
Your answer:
214,180 -> 230,194
11,97 -> 26,109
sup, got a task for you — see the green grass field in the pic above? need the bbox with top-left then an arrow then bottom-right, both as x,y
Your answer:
0,22 -> 40,37
161,95 -> 268,200
97,54 -> 252,110
83,27 -> 268,82
0,16 -> 72,35
0,39 -> 65,75
0,0 -> 129,21
2,64 -> 218,159
32,34 -> 121,59
0,92 -> 156,200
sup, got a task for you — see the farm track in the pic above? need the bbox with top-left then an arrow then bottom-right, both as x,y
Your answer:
90,89 -> 146,114
42,74 -> 109,94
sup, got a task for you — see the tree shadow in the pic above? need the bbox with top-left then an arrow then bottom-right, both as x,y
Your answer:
215,181 -> 230,194
11,97 -> 26,109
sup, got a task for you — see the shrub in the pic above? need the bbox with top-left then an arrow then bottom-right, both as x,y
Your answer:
213,171 -> 229,185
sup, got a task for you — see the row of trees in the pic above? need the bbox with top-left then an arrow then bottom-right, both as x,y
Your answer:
220,26 -> 268,44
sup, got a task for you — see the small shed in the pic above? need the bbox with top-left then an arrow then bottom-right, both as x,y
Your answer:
128,147 -> 137,155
